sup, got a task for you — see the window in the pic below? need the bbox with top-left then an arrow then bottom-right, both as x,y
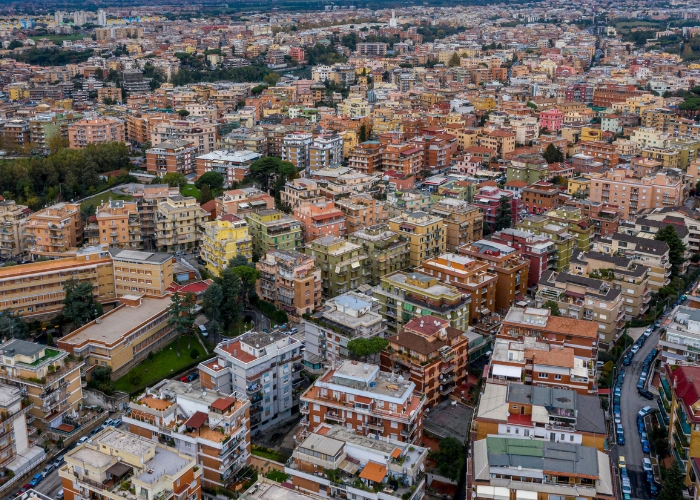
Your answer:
554,374 -> 562,381
570,435 -> 574,442
538,373 -> 548,379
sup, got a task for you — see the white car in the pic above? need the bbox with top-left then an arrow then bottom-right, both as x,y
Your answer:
631,345 -> 640,354
643,458 -> 653,472
638,406 -> 653,417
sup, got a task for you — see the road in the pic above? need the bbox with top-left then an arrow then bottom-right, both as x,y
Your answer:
610,325 -> 660,500
34,468 -> 62,498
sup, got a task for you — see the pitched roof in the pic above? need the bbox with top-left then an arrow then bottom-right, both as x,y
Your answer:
359,462 -> 387,483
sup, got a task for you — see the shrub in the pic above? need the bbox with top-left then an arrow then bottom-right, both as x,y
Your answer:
190,348 -> 200,359
128,371 -> 142,386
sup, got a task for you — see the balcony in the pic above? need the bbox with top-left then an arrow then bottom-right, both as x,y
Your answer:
325,412 -> 345,423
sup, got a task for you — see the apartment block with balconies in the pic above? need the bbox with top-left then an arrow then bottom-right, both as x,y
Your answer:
304,236 -> 370,297
335,194 -> 387,236
200,215 -> 252,277
124,379 -> 250,490
246,209 -> 303,258
294,201 -> 346,243
0,200 -> 30,259
155,195 -> 209,253
199,331 -> 304,432
297,360 -> 425,444
429,198 -> 484,251
85,200 -> 142,250
347,224 -> 409,285
607,233 -> 671,291
256,250 -> 322,316
23,202 -> 83,258
658,307 -> 700,366
0,383 -> 46,477
388,211 -> 445,267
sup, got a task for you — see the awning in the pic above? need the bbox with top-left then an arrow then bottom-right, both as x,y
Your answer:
564,290 -> 585,299
359,462 -> 387,483
476,486 -> 510,500
515,491 -> 538,500
185,411 -> 208,429
492,365 -> 522,378
351,261 -> 360,269
106,462 -> 132,479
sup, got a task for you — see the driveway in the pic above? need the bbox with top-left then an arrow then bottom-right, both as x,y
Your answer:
610,326 -> 660,500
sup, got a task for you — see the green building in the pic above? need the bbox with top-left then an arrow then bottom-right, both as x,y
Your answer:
304,236 -> 369,297
246,209 -> 302,258
347,224 -> 410,285
543,206 -> 593,252
506,154 -> 550,185
517,215 -> 577,272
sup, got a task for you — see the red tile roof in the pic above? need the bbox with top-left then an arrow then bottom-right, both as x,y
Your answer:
670,365 -> 700,418
186,411 -> 208,429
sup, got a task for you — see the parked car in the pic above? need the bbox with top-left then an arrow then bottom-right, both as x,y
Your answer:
639,406 -> 653,417
617,434 -> 625,445
619,456 -> 626,468
187,372 -> 199,382
57,489 -> 64,500
41,464 -> 54,475
631,345 -> 640,354
78,436 -> 88,444
621,482 -> 632,495
112,418 -> 122,428
29,473 -> 44,487
642,439 -> 651,453
643,458 -> 652,472
180,374 -> 189,382
17,484 -> 31,495
623,356 -> 632,366
639,389 -> 655,400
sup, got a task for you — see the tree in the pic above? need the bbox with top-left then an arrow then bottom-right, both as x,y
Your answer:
62,279 -> 102,328
168,292 -> 196,357
0,311 -> 28,339
195,171 -> 224,190
655,225 -> 686,277
448,52 -> 461,67
177,109 -> 190,117
216,267 -> 244,327
230,265 -> 260,308
494,196 -> 513,231
542,143 -> 564,164
230,254 -> 254,268
358,123 -> 368,143
250,157 -> 281,192
263,72 -> 280,86
347,337 -> 389,363
543,300 -> 562,316
7,40 -> 23,50
658,460 -> 684,500
251,84 -> 268,95
430,437 -> 465,481
202,282 -> 223,323
199,184 -> 213,204
89,366 -> 114,394
163,172 -> 187,189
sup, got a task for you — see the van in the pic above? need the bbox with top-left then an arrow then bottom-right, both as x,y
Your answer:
198,324 -> 208,337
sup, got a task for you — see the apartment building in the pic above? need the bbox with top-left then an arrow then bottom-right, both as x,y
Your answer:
0,383 -> 45,477
58,294 -> 174,378
282,133 -> 313,170
24,202 -> 83,258
0,340 -> 83,437
517,216 -> 577,273
479,129 -> 516,158
288,424 -> 426,500
125,379 -> 250,489
604,233 -> 671,290
536,270 -> 624,348
246,209 -> 303,257
565,199 -> 622,238
145,139 -> 197,176
374,270 -> 471,333
382,315 -> 481,408
660,364 -> 700,485
458,240 -> 529,313
137,185 -> 179,252
67,117 -> 125,149
59,427 -> 202,500
521,181 -> 563,214
219,129 -> 267,155
298,360 -> 425,444
155,195 -> 209,253
151,119 -> 218,155
0,199 -> 30,258
589,168 -> 684,219
381,142 -> 423,177
429,198 -> 483,251
200,215 -> 252,277
348,141 -> 383,174
385,189 -> 434,218
347,225 -> 408,284
85,200 -> 142,249
474,382 -> 606,448
570,251 -> 651,319
199,332 -> 304,431
417,253 -> 497,325
471,186 -> 520,231
469,436 -> 614,500
506,154 -> 550,185
256,250 -> 322,316
356,42 -> 389,56
309,134 -> 343,171
303,292 -> 386,368
304,236 -> 369,297
388,211 -> 445,267
489,228 -> 555,288
658,307 -> 700,366
280,178 -> 325,211
294,200 -> 346,243
334,194 -> 386,235
542,206 -> 594,252
196,149 -> 261,185
216,188 -> 275,218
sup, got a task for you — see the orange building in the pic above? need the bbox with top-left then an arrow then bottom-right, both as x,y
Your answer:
348,141 -> 384,174
335,193 -> 387,235
294,200 -> 347,243
145,139 -> 197,176
579,140 -> 619,167
23,202 -> 83,258
67,117 -> 125,149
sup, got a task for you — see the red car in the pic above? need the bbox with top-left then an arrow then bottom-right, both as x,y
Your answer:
17,484 -> 31,495
180,375 -> 189,382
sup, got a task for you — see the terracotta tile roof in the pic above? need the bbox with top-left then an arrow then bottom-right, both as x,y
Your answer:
220,340 -> 256,362
528,347 -> 575,368
389,331 -> 445,356
185,411 -> 208,429
670,365 -> 700,415
359,462 -> 387,483
211,396 -> 237,412
542,316 -> 599,339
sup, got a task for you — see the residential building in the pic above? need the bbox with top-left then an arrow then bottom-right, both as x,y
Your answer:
374,270 -> 471,333
0,340 -> 83,438
281,179 -> 325,211
199,331 -> 304,431
356,42 -> 389,56
539,108 -> 564,132
109,247 -> 174,297
535,270 -> 625,349
471,186 -> 520,231
570,251 -> 651,319
196,149 -> 262,185
0,383 -> 45,477
294,201 -> 346,243
517,216 -> 577,272
385,189 -> 433,218
216,188 -> 275,218
382,315 -> 483,408
348,141 -> 383,174
490,228 -> 555,288
429,198 -> 483,251
506,155 -> 550,185
579,141 -> 619,168
67,117 -> 125,149
521,181 -> 563,214
297,360 -> 425,443
605,233 -> 671,290
347,225 -> 409,284
565,199 -> 622,238
145,139 -> 197,176
388,211 -> 445,267
138,185 -> 180,252
303,292 -> 386,368
479,129 -> 516,158
23,202 -> 83,258
543,206 -> 594,252
474,382 -> 606,447
125,379 -> 250,489
256,250 -> 322,316
219,130 -> 267,155
458,240 -> 529,313
155,195 -> 209,253
658,307 -> 700,366
0,199 -> 30,258
200,215 -> 252,277
58,294 -> 175,378
246,209 -> 303,257
151,119 -> 218,155
304,236 -> 369,297
309,134 -> 343,171
288,425 -> 427,500
59,427 -> 202,500
86,200 -> 142,249
282,133 -> 313,170
589,168 -> 684,219
468,438 -> 614,499
0,246 -> 115,319
335,194 -> 387,235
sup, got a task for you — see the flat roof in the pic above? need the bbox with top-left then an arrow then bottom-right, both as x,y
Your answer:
1,339 -> 46,358
109,247 -> 173,264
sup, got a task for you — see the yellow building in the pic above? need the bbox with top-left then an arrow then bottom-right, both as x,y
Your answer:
567,177 -> 590,197
389,211 -> 445,267
337,96 -> 370,118
155,195 -> 209,252
6,83 -> 30,101
0,199 -> 29,258
109,247 -> 174,296
200,216 -> 252,277
580,126 -> 603,142
472,96 -> 497,111
0,339 -> 84,436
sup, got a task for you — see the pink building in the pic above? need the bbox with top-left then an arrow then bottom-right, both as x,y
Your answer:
450,153 -> 481,175
471,185 -> 520,231
294,200 -> 346,242
539,108 -> 564,132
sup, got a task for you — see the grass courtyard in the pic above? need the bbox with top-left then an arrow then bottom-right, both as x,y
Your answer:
80,191 -> 134,211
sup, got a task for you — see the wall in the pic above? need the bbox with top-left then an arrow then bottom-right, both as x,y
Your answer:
83,387 -> 130,412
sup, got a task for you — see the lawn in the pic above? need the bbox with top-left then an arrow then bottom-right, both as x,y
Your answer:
80,191 -> 134,211
251,445 -> 289,463
182,184 -> 201,199
265,469 -> 290,483
29,34 -> 90,44
114,335 -> 210,394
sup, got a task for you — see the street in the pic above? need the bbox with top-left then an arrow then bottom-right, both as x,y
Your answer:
34,468 -> 61,499
611,325 -> 661,500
